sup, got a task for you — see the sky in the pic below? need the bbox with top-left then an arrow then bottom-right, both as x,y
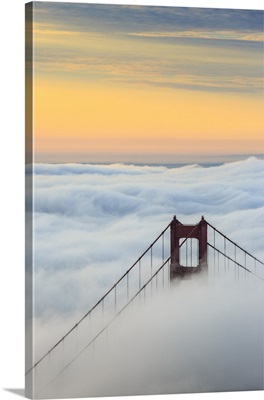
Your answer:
24,1 -> 264,398
28,157 -> 264,397
28,2 -> 264,163
0,1 -> 263,400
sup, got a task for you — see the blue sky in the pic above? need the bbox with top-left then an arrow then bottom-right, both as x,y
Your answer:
33,3 -> 263,34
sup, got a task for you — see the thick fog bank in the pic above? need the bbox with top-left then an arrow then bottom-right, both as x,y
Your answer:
29,157 -> 264,397
40,278 -> 263,398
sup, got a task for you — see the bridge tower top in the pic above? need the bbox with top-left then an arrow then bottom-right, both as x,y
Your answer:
170,215 -> 208,280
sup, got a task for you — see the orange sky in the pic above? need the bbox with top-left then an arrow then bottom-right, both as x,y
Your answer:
34,78 -> 263,159
30,3 -> 264,163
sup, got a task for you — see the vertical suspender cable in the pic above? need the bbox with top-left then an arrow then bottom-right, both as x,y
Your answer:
224,237 -> 226,273
162,233 -> 165,285
191,238 -> 192,267
150,246 -> 153,295
127,272 -> 129,301
139,259 -> 141,290
114,285 -> 117,312
214,228 -> 216,271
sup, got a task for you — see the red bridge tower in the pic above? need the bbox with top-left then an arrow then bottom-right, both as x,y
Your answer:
170,215 -> 208,280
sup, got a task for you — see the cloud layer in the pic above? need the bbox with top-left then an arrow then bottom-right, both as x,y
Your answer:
30,157 -> 264,397
37,280 -> 264,398
32,157 -> 264,316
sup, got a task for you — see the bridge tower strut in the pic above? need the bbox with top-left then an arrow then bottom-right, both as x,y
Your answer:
170,215 -> 208,280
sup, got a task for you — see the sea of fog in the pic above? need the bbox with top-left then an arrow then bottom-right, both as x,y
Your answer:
27,157 -> 264,397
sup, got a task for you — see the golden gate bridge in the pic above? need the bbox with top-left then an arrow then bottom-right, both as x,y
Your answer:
26,215 -> 264,397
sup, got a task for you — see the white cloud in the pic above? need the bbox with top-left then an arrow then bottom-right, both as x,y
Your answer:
36,279 -> 264,397
29,157 -> 264,397
32,157 -> 264,312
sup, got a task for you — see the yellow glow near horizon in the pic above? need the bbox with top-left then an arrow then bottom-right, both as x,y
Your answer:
34,77 -> 263,158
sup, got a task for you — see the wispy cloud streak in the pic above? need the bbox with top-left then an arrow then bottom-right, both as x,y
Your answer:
32,3 -> 264,94
127,29 -> 264,42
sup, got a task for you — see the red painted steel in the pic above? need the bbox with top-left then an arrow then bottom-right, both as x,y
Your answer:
170,215 -> 208,280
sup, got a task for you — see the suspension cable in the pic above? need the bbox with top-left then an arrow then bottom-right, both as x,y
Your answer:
208,243 -> 264,282
26,221 -> 172,375
206,221 -> 264,266
37,256 -> 171,395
